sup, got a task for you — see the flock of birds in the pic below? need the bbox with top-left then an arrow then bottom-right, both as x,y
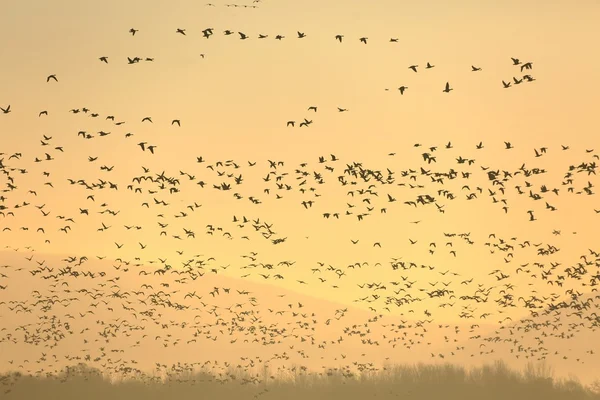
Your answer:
0,22 -> 599,397
96,27 -> 533,101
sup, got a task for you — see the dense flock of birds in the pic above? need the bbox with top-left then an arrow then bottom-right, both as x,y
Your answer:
0,24 -> 599,396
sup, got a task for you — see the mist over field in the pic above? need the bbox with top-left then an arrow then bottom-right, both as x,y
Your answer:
3,361 -> 600,400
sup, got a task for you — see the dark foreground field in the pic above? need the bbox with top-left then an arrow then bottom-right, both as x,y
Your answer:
1,361 -> 599,400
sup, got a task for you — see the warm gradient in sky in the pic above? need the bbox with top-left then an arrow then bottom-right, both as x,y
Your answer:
1,0 -> 600,387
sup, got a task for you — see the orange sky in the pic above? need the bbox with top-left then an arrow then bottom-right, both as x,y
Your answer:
1,0 -> 600,386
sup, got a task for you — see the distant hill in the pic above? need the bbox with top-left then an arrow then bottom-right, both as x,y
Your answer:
1,250 -> 598,385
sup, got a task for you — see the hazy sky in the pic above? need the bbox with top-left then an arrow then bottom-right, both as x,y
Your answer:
1,0 -> 600,386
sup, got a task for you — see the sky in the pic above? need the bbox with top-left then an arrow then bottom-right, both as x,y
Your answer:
1,0 -> 600,387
